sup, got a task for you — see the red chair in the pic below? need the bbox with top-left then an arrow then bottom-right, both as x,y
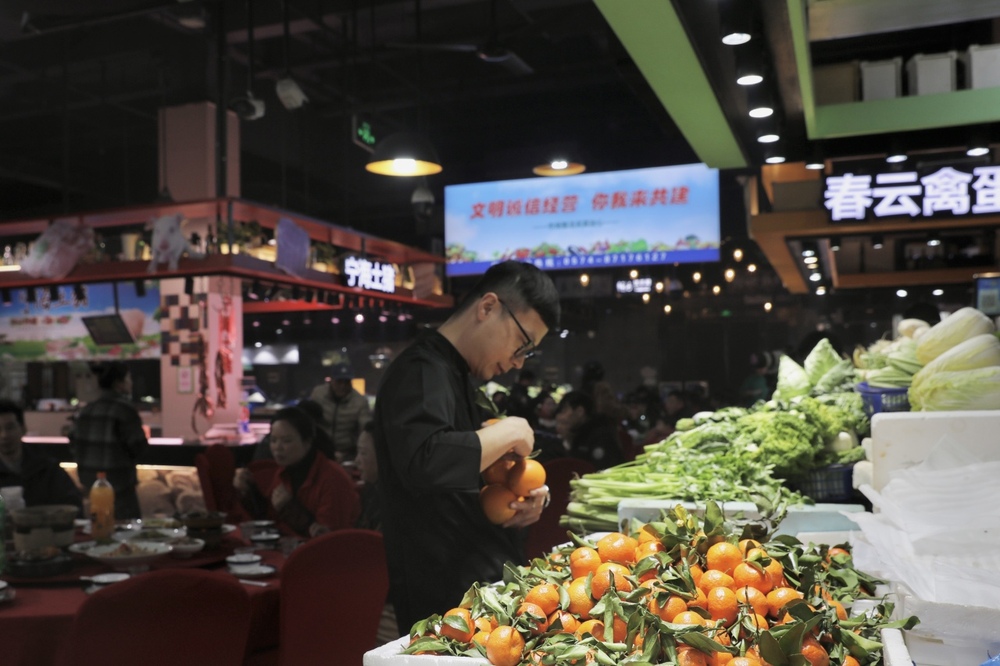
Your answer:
58,569 -> 252,666
277,529 -> 388,666
524,457 -> 597,560
195,444 -> 239,517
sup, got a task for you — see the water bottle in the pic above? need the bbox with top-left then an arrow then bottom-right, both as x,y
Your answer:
90,472 -> 116,541
0,491 -> 6,574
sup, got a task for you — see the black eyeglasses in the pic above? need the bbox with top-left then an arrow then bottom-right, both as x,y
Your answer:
498,299 -> 536,360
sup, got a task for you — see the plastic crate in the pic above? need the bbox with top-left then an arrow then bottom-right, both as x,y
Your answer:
796,463 -> 856,503
855,381 -> 910,416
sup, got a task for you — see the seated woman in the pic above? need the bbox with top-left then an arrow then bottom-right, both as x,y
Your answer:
234,406 -> 360,538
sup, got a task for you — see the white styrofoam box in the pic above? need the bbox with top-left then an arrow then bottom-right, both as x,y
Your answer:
860,57 -> 902,100
893,582 -> 1000,666
869,410 -> 1000,491
964,43 -> 1000,89
365,637 -> 487,666
882,628 -> 914,666
906,51 -> 958,96
617,499 -> 865,536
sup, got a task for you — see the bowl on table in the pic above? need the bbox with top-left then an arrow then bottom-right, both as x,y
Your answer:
168,537 -> 206,558
85,541 -> 173,571
181,511 -> 227,549
249,531 -> 281,548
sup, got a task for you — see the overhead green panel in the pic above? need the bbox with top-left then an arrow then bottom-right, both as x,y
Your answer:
816,88 -> 1000,137
788,0 -> 1000,140
594,0 -> 747,170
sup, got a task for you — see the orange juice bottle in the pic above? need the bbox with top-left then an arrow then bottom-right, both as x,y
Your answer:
89,472 -> 115,541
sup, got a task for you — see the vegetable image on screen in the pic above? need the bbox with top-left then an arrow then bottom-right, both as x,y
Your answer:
444,164 -> 720,276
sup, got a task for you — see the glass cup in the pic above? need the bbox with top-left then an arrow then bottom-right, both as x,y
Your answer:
239,521 -> 257,542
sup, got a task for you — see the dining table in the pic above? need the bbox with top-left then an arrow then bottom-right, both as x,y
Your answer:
0,527 -> 288,666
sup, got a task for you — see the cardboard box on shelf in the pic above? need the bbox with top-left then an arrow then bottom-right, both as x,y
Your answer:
963,43 -> 1000,89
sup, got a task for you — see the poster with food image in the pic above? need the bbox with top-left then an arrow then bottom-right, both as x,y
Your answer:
444,163 -> 720,276
0,281 -> 161,361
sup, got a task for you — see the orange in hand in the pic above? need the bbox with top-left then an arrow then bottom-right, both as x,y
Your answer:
480,484 -> 518,524
506,458 -> 546,496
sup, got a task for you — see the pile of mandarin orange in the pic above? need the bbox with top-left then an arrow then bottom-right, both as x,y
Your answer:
404,505 -> 908,666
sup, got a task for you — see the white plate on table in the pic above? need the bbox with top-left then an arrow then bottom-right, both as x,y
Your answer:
221,524 -> 237,535
229,564 -> 276,579
111,527 -> 186,543
85,541 -> 173,571
68,540 -> 98,555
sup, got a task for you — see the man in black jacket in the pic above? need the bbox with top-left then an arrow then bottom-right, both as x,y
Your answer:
373,261 -> 560,635
0,399 -> 83,514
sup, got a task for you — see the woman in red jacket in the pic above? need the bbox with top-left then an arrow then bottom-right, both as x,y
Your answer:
235,407 -> 360,538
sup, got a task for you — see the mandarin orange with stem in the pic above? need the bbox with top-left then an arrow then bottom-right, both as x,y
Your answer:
480,484 -> 518,524
707,586 -> 739,626
570,546 -> 602,579
591,562 -> 633,599
547,609 -> 579,634
485,625 -> 525,666
635,539 -> 665,561
706,541 -> 743,576
648,593 -> 689,622
525,582 -> 561,616
697,569 -> 735,593
677,645 -> 710,666
735,586 -> 769,618
515,602 -> 549,635
733,562 -> 773,594
439,607 -> 474,643
765,587 -> 803,617
567,577 -> 594,618
687,587 -> 708,610
507,458 -> 546,496
596,532 -> 638,565
671,610 -> 708,627
482,458 -> 514,485
800,636 -> 830,666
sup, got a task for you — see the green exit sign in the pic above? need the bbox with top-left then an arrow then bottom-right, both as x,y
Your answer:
352,115 -> 377,153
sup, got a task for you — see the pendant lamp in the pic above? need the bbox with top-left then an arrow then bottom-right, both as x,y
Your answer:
365,132 -> 442,176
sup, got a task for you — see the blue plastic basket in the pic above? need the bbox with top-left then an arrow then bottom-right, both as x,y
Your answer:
797,463 -> 856,503
854,381 -> 910,416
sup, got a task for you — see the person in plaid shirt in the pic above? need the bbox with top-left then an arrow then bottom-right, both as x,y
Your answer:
70,361 -> 148,519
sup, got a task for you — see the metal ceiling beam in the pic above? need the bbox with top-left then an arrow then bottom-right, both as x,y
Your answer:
808,0 -> 1000,42
593,0 -> 746,170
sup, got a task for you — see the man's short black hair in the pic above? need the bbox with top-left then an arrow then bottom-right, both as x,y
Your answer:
456,261 -> 561,330
92,361 -> 129,390
0,399 -> 24,427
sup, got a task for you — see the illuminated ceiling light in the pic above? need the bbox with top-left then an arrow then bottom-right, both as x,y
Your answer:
805,158 -> 825,170
885,152 -> 907,164
732,248 -> 744,262
932,288 -> 944,296
747,85 -> 773,117
809,272 -> 822,282
642,293 -> 650,303
379,315 -> 388,323
254,341 -> 262,348
926,231 -> 942,247
966,130 -> 990,157
724,268 -> 736,282
559,328 -> 570,339
712,285 -> 721,295
801,245 -> 816,257
967,145 -> 990,157
276,328 -> 283,334
533,157 -> 586,177
872,235 -> 884,250
692,271 -> 702,284
757,131 -> 780,144
655,281 -> 664,293
354,313 -> 365,323
830,236 -> 841,251
629,269 -> 638,279
803,256 -> 818,266
765,154 -> 785,164
365,132 -> 443,176
579,273 -> 590,287
764,301 -> 773,312
331,316 -> 340,324
896,289 -> 908,297
764,142 -> 785,163
747,263 -> 757,272
735,44 -> 764,85
720,0 -> 753,46
663,304 -> 672,314
815,285 -> 827,295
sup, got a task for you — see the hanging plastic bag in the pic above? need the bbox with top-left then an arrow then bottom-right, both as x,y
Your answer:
20,220 -> 94,280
